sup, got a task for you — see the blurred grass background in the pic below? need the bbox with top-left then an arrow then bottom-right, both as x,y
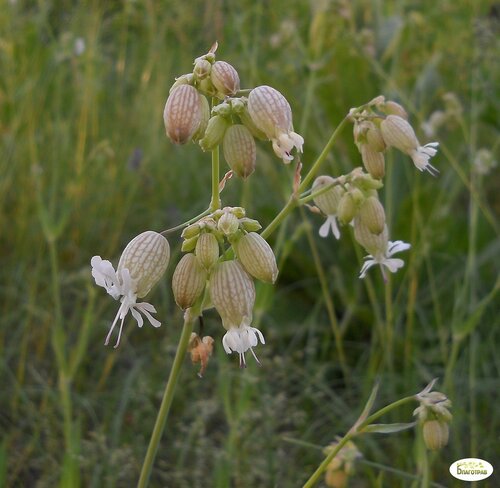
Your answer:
1,0 -> 499,487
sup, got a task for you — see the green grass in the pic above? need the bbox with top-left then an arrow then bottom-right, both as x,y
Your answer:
1,0 -> 499,487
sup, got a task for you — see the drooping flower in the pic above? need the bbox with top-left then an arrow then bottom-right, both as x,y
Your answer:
209,260 -> 265,366
380,115 -> 439,175
91,231 -> 170,348
247,85 -> 304,164
359,240 -> 411,280
312,176 -> 345,240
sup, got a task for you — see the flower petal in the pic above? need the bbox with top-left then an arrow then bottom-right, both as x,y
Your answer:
383,258 -> 405,273
319,219 -> 331,238
387,240 -> 411,256
130,307 -> 144,328
359,258 -> 377,278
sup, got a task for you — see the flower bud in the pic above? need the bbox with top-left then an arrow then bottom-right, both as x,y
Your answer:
235,232 -> 278,283
117,231 -> 170,298
358,196 -> 386,234
353,219 -> 388,256
239,218 -> 262,232
217,211 -> 240,236
366,125 -> 386,152
337,193 -> 357,225
230,206 -> 246,218
230,97 -> 245,113
383,100 -> 408,120
193,58 -> 211,80
312,176 -> 345,215
209,260 -> 255,330
223,124 -> 256,179
210,61 -> 240,97
172,253 -> 207,310
163,85 -> 203,144
361,145 -> 385,179
211,101 -> 231,116
197,77 -> 218,97
192,95 -> 210,142
247,85 -> 292,138
181,223 -> 201,239
199,115 -> 229,151
169,73 -> 194,93
181,235 -> 199,252
423,420 -> 449,450
195,232 -> 220,270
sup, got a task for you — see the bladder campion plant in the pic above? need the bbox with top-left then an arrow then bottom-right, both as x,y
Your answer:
89,42 -> 443,487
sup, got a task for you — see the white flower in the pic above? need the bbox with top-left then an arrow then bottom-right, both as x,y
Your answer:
91,231 -> 170,348
359,240 -> 411,280
271,131 -> 304,164
91,256 -> 161,348
312,176 -> 344,240
381,115 -> 439,175
222,324 -> 266,367
319,215 -> 340,240
209,260 -> 265,367
248,85 -> 304,164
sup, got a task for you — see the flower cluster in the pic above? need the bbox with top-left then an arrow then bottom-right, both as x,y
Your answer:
172,206 -> 278,368
414,379 -> 453,450
163,43 -> 304,178
309,96 -> 438,279
311,168 -> 410,280
351,96 -> 439,176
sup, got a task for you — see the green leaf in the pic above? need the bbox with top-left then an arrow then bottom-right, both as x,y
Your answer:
362,422 -> 417,434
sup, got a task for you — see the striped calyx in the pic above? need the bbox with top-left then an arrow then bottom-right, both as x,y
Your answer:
380,115 -> 419,154
222,124 -> 256,179
163,84 -> 203,144
235,232 -> 278,284
382,100 -> 408,120
358,196 -> 386,235
353,219 -> 388,256
423,420 -> 449,450
209,260 -> 255,331
361,144 -> 385,179
195,232 -> 220,270
117,231 -> 170,298
192,95 -> 210,142
193,59 -> 211,80
247,85 -> 292,139
337,192 -> 357,225
366,125 -> 386,152
210,61 -> 240,97
172,253 -> 207,310
312,176 -> 344,215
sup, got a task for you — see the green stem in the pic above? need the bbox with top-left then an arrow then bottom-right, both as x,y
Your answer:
260,197 -> 298,240
137,309 -> 196,488
160,208 -> 211,235
384,275 -> 394,370
261,116 -> 350,240
298,115 -> 349,193
49,239 -> 79,486
302,396 -> 414,488
210,142 -> 221,212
